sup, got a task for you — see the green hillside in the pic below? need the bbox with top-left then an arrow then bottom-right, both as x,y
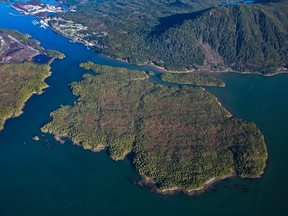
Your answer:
56,0 -> 288,74
146,1 -> 288,72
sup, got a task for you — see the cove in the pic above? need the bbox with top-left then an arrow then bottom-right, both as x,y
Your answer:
32,54 -> 51,64
0,2 -> 288,216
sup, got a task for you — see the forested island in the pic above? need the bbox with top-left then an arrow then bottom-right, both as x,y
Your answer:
42,63 -> 268,193
0,28 -> 64,130
46,0 -> 288,74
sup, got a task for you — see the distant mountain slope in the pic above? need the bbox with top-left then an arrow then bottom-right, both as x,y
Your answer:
145,1 -> 288,73
57,0 -> 287,73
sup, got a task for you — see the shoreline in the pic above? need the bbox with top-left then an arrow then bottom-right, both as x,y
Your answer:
48,130 -> 268,196
51,133 -> 130,161
100,54 -> 288,77
142,61 -> 288,77
47,130 -> 239,196
47,132 -> 108,153
138,168 -> 268,196
138,174 -> 236,196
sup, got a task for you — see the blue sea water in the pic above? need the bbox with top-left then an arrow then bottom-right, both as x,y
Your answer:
0,2 -> 288,216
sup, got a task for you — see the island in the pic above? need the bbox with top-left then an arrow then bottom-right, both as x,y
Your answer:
0,28 -> 64,130
42,63 -> 268,194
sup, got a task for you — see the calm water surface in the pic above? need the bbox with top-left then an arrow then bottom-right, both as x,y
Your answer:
0,2 -> 287,216
32,54 -> 51,64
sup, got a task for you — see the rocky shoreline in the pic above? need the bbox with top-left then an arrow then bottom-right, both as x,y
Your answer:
137,174 -> 236,196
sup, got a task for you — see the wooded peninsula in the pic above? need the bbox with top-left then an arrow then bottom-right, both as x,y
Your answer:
42,63 -> 268,193
0,28 -> 64,130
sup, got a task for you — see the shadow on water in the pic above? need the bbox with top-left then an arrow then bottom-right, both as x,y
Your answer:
149,9 -> 208,37
150,0 -> 272,37
32,54 -> 51,64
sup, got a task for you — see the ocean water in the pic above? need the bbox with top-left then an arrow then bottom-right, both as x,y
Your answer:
0,2 -> 288,216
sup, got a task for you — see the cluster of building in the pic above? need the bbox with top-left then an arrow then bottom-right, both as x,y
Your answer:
11,0 -> 64,18
46,17 -> 108,48
10,1 -> 108,48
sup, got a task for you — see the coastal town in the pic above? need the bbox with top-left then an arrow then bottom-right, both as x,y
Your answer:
11,0 -> 64,18
10,0 -> 109,48
46,16 -> 108,48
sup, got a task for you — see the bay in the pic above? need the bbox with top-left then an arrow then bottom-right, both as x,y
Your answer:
0,2 -> 287,216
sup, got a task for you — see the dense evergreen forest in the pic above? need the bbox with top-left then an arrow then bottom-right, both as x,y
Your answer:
56,0 -> 288,73
42,63 -> 268,192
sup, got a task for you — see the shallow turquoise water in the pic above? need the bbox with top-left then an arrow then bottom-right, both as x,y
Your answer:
0,2 -> 288,216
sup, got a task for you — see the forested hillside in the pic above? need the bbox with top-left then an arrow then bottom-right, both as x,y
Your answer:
146,1 -> 288,72
57,0 -> 288,73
